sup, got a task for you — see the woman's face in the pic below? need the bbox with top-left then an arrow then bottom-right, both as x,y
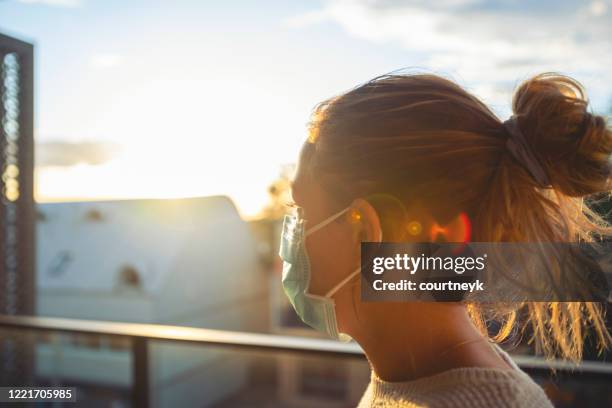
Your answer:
290,142 -> 383,304
290,143 -> 359,297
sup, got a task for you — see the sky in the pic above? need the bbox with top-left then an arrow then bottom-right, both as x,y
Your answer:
1,0 -> 611,218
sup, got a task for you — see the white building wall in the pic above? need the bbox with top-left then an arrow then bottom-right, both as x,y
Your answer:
35,196 -> 269,406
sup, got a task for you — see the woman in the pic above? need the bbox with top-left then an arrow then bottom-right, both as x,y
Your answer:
279,72 -> 611,407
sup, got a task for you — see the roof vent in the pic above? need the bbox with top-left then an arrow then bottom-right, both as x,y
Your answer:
115,264 -> 142,291
84,209 -> 104,222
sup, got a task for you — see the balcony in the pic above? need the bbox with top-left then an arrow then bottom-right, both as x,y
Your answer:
0,315 -> 610,407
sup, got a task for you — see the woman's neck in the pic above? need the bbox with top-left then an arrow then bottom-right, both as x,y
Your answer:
352,303 -> 510,382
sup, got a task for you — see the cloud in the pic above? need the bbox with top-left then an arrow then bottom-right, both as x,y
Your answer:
36,140 -> 121,167
17,0 -> 81,7
285,0 -> 612,110
89,54 -> 122,69
282,10 -> 331,28
589,1 -> 608,16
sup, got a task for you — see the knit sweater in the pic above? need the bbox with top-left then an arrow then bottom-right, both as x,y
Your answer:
357,344 -> 553,408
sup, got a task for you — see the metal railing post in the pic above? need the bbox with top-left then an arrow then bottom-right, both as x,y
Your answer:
132,337 -> 149,408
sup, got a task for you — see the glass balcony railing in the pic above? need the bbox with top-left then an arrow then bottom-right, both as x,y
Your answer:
0,315 -> 610,407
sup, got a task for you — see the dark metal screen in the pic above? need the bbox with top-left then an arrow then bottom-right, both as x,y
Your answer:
0,32 -> 35,386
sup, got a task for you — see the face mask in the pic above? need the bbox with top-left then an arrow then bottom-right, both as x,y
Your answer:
279,207 -> 361,342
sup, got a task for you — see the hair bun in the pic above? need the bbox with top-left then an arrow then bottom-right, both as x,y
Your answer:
511,73 -> 612,196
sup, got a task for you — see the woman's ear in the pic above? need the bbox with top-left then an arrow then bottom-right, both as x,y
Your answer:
349,198 -> 382,243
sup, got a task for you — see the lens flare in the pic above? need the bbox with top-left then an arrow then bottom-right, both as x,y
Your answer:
429,212 -> 471,244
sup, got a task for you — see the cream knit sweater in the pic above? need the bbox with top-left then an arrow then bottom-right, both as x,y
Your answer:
357,344 -> 553,408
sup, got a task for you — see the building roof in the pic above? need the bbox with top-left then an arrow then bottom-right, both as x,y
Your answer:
36,196 -> 248,295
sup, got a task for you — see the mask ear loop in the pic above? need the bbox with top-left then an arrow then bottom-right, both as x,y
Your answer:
345,225 -> 384,339
305,207 -> 350,237
325,268 -> 361,298
325,227 -> 383,298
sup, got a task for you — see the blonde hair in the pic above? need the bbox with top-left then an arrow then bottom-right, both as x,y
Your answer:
307,72 -> 612,362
